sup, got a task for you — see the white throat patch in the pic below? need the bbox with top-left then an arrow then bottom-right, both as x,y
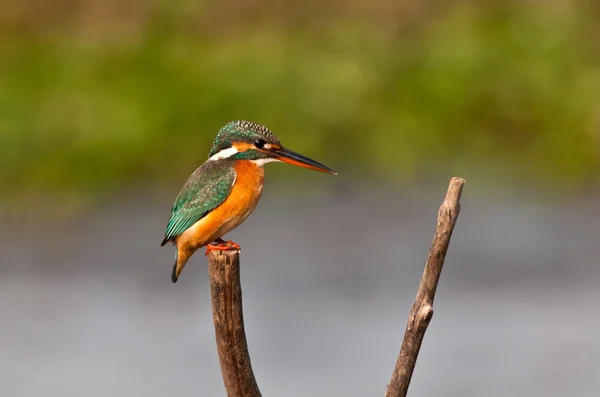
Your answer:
208,147 -> 239,161
251,158 -> 281,167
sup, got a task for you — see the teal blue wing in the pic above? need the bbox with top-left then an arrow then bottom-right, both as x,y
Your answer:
161,162 -> 236,245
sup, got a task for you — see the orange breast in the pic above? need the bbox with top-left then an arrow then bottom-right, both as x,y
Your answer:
178,160 -> 265,250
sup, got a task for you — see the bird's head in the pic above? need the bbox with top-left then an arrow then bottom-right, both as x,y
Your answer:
208,121 -> 337,174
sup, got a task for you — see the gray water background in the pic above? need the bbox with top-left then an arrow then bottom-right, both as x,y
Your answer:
1,184 -> 599,397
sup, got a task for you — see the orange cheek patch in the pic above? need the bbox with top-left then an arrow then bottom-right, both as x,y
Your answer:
233,142 -> 255,152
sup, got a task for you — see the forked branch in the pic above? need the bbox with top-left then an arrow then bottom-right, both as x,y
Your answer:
205,177 -> 465,397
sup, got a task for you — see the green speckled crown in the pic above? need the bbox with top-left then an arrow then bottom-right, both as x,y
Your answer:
208,121 -> 281,158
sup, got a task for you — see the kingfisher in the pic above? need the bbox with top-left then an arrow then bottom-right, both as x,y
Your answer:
161,120 -> 337,283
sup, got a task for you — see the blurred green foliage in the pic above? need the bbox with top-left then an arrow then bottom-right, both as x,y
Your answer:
1,1 -> 599,206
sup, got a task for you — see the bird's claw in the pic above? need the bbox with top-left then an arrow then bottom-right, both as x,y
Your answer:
205,239 -> 241,256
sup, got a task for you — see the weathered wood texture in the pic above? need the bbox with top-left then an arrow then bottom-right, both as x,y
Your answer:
384,177 -> 465,397
208,250 -> 262,397
205,177 -> 464,397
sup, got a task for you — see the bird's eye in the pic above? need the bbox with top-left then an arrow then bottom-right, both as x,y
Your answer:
254,139 -> 266,149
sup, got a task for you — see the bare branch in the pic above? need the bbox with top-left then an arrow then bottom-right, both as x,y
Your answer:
204,178 -> 464,397
385,177 -> 465,397
208,250 -> 262,397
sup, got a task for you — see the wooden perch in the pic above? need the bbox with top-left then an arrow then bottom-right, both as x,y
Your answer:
208,250 -> 262,397
384,177 -> 465,397
204,177 -> 464,397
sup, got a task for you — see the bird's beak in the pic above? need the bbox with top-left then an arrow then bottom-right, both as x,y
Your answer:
273,147 -> 337,175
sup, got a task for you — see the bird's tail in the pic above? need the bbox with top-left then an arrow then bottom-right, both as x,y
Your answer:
171,249 -> 179,283
171,247 -> 190,283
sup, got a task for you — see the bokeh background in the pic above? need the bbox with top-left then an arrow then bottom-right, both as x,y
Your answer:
1,1 -> 599,396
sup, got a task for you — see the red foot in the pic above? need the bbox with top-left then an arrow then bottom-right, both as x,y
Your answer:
205,239 -> 241,256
